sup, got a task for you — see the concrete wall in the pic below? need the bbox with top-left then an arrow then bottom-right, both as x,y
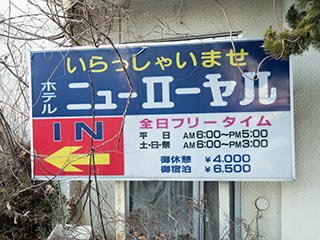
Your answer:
69,0 -> 320,239
119,0 -> 320,239
121,0 -> 283,42
121,0 -> 285,239
281,48 -> 320,240
242,1 -> 320,239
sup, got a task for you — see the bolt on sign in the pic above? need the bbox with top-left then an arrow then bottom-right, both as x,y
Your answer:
30,39 -> 294,181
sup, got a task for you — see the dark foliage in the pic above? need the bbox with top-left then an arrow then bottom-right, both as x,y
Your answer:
264,0 -> 320,59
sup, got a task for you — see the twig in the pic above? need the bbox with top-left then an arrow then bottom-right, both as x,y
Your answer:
87,70 -> 108,240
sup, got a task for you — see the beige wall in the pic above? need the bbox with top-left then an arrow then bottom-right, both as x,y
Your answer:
121,0 -> 284,239
121,1 -> 320,239
281,47 -> 320,240
281,0 -> 320,239
79,0 -> 320,239
121,0 -> 283,42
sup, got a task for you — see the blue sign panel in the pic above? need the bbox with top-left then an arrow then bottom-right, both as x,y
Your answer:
31,39 -> 290,118
30,39 -> 294,181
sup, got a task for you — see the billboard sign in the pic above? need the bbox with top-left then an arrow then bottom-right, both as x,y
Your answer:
30,39 -> 294,180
